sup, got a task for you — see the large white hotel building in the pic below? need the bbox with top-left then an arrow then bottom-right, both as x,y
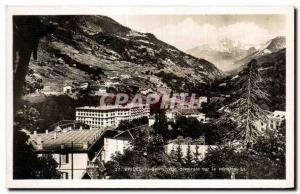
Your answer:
75,103 -> 150,128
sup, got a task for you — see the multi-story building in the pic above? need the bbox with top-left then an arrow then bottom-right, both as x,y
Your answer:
76,103 -> 150,128
30,128 -> 104,179
254,110 -> 286,134
268,110 -> 286,130
29,125 -> 151,179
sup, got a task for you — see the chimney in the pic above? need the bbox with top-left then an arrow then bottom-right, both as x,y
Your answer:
45,130 -> 48,134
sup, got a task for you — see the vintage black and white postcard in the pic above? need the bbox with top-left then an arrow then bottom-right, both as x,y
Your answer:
6,6 -> 295,189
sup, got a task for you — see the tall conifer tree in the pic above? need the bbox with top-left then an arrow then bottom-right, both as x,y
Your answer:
222,59 -> 270,144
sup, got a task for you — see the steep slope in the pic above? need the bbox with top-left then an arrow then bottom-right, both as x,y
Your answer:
26,15 -> 223,94
186,38 -> 256,72
232,36 -> 286,73
213,48 -> 286,111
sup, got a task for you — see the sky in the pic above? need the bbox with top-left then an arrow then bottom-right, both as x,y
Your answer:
109,15 -> 286,51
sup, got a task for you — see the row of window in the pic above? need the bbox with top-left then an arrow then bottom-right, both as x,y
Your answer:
76,112 -> 138,117
77,112 -> 116,117
269,120 -> 281,127
79,120 -> 116,125
77,117 -> 115,121
77,109 -> 130,113
76,114 -> 147,121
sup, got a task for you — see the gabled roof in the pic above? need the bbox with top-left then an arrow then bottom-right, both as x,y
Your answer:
113,130 -> 134,140
30,129 -> 103,153
109,125 -> 151,141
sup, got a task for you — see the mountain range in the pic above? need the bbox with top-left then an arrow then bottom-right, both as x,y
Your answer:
212,47 -> 286,112
186,38 -> 257,72
26,15 -> 224,94
232,36 -> 286,73
186,36 -> 286,74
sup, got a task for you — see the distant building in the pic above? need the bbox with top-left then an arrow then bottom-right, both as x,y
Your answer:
268,111 -> 286,130
148,116 -> 155,126
199,96 -> 208,104
46,120 -> 90,132
140,88 -> 154,96
165,137 -> 216,161
166,111 -> 175,122
254,110 -> 286,134
40,86 -> 60,96
76,103 -> 150,128
105,81 -> 119,87
30,128 -> 104,179
186,113 -> 206,122
95,88 -> 107,96
63,86 -> 72,94
79,82 -> 89,89
175,108 -> 206,123
254,120 -> 267,133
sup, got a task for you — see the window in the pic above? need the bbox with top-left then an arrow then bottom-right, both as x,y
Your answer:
60,154 -> 69,164
61,172 -> 69,179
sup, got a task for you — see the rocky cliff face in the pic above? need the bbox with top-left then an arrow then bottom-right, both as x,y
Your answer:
26,15 -> 224,94
232,36 -> 286,73
186,38 -> 256,72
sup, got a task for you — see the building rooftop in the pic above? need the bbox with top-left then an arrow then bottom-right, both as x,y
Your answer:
30,129 -> 105,153
105,125 -> 151,141
271,110 -> 286,119
76,103 -> 149,111
113,130 -> 134,140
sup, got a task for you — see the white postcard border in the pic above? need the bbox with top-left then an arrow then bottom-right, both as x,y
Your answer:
6,6 -> 295,189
